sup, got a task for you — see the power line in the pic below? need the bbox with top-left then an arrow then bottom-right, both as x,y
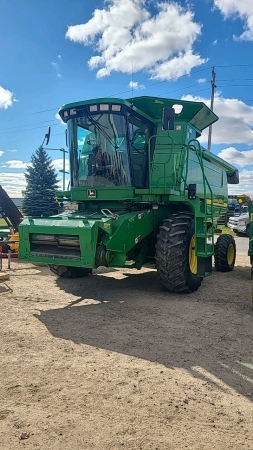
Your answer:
0,107 -> 59,123
1,63 -> 252,123
218,84 -> 253,87
1,81 -> 212,137
0,133 -> 63,145
3,119 -> 59,132
158,85 -> 209,97
218,78 -> 253,81
215,64 -> 253,67
0,122 -> 61,136
0,67 -> 213,122
108,66 -> 213,97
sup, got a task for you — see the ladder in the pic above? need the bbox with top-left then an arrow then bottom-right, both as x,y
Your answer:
187,141 -> 214,276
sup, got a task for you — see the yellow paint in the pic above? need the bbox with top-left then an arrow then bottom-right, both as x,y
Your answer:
227,243 -> 235,265
189,235 -> 197,275
8,232 -> 19,252
206,199 -> 227,207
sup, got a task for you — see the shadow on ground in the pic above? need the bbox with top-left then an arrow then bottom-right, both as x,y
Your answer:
35,264 -> 253,400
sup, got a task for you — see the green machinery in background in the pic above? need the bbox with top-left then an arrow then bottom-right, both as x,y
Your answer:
19,96 -> 239,293
248,202 -> 253,265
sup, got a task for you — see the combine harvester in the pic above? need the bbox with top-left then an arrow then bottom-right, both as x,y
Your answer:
19,96 -> 239,293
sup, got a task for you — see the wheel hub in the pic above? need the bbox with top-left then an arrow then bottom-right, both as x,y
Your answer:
189,235 -> 197,275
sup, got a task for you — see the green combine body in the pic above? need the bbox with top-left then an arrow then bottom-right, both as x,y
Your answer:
19,96 -> 239,292
248,201 -> 253,264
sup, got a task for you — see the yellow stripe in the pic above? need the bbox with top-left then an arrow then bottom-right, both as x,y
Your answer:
207,199 -> 227,207
250,213 -> 253,222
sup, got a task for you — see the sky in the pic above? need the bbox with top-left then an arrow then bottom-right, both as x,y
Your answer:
0,0 -> 253,197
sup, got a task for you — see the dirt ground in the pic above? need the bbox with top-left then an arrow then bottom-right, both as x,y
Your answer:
0,255 -> 252,450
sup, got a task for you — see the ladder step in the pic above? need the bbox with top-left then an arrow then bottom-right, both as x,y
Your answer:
197,251 -> 213,257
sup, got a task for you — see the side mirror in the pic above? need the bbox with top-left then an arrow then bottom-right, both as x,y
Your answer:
162,107 -> 175,131
45,127 -> 51,145
227,169 -> 239,185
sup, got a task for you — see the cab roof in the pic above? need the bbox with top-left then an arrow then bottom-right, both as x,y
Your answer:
58,95 -> 218,132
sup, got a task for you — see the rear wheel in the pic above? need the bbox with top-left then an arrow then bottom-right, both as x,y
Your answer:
155,212 -> 202,293
214,234 -> 236,272
49,265 -> 92,278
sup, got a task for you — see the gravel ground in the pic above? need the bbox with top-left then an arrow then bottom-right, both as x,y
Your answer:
0,253 -> 252,449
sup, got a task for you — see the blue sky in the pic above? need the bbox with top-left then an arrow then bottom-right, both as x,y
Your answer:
0,0 -> 253,197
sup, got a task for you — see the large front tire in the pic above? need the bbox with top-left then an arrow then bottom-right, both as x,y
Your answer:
214,234 -> 236,272
155,212 -> 202,293
49,265 -> 92,278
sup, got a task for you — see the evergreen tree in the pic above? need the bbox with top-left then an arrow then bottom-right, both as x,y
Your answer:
22,147 -> 59,217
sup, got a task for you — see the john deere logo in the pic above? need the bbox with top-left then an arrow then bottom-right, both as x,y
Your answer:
87,189 -> 97,199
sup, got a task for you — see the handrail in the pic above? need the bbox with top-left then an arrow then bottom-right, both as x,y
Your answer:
187,139 -> 214,252
148,134 -> 174,193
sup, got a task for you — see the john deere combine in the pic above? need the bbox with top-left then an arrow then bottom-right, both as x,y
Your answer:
19,96 -> 239,292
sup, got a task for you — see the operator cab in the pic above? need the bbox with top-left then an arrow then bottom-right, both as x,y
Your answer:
60,100 -> 155,190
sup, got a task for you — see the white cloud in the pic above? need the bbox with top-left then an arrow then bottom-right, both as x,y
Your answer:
197,78 -> 207,84
4,160 -> 28,169
55,112 -> 66,126
0,172 -> 26,197
0,151 -> 4,157
7,149 -> 17,152
228,183 -> 253,196
57,177 -> 70,191
51,61 -> 59,69
214,0 -> 253,41
181,93 -> 253,145
51,57 -> 62,78
218,147 -> 253,167
212,39 -> 218,45
237,170 -> 253,185
66,1 -> 206,81
52,158 -> 70,172
0,85 -> 17,109
129,80 -> 145,90
227,170 -> 253,196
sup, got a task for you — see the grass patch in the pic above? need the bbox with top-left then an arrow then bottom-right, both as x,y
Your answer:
217,226 -> 236,236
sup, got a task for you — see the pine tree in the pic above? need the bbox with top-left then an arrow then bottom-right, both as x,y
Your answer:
22,147 -> 59,217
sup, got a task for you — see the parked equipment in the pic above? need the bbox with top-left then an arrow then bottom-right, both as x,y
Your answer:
0,185 -> 22,252
18,96 -> 239,292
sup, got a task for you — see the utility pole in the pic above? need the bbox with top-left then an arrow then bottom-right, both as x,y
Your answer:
207,66 -> 216,151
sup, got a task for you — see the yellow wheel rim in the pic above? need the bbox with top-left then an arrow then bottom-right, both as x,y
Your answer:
189,235 -> 197,275
227,243 -> 235,265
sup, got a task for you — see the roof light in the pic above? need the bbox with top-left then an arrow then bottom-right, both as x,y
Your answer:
172,104 -> 183,114
100,104 -> 109,111
70,109 -> 76,115
112,104 -> 121,111
90,105 -> 98,112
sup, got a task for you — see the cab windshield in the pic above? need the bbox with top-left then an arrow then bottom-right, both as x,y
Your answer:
68,113 -> 132,187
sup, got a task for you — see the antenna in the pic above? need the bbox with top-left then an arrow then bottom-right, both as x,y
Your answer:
207,66 -> 217,151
